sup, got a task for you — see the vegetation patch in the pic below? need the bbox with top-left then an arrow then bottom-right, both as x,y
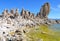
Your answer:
26,24 -> 60,41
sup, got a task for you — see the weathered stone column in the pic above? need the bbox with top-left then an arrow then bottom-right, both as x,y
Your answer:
2,9 -> 9,18
14,9 -> 19,17
39,2 -> 50,19
21,8 -> 25,16
10,9 -> 14,14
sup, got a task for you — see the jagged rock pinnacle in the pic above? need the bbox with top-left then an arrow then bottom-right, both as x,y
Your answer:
37,2 -> 50,19
10,9 -> 15,14
21,8 -> 25,16
14,9 -> 19,17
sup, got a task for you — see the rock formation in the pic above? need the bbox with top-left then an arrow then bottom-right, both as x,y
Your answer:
10,9 -> 15,14
2,9 -> 9,17
37,2 -> 50,19
1,2 -> 59,25
21,8 -> 25,16
14,9 -> 19,17
1,3 -> 50,19
21,8 -> 34,19
9,9 -> 15,17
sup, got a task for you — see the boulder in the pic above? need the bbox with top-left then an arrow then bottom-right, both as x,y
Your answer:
56,20 -> 60,24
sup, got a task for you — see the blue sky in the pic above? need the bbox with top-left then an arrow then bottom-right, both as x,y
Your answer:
0,0 -> 60,19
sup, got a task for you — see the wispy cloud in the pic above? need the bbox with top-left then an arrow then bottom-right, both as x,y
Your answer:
57,4 -> 60,8
51,7 -> 57,10
51,4 -> 60,11
49,4 -> 60,19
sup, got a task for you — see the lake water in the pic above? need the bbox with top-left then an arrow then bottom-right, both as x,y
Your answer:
49,24 -> 60,32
